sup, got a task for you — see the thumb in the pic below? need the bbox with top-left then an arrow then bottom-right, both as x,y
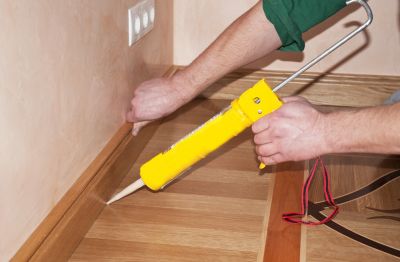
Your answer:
132,121 -> 151,136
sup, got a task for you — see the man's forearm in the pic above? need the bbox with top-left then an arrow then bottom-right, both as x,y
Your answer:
324,103 -> 400,155
173,1 -> 281,98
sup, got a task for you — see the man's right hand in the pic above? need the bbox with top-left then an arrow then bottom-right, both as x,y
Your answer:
126,77 -> 192,135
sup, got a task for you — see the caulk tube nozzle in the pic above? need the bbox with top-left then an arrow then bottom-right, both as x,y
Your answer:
107,178 -> 145,205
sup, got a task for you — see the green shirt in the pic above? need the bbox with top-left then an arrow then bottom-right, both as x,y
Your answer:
262,0 -> 347,51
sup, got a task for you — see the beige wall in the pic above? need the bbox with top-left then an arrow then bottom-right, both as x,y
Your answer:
0,0 -> 172,259
174,0 -> 400,76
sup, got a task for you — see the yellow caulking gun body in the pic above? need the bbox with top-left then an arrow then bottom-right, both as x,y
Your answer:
141,80 -> 281,191
107,0 -> 372,204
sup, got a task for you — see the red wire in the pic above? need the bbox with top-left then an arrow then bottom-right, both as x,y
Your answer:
282,157 -> 339,226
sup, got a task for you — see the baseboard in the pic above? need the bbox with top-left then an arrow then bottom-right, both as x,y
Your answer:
12,67 -> 177,261
192,67 -> 399,107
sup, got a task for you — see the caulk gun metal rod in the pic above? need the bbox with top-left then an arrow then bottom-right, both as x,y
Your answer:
272,0 -> 373,93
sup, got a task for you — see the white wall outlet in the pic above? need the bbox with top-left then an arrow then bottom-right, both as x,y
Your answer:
128,0 -> 155,46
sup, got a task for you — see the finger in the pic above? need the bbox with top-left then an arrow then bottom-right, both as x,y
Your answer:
255,143 -> 278,157
253,131 -> 273,145
126,109 -> 136,123
260,154 -> 284,165
281,96 -> 307,103
132,121 -> 151,136
252,116 -> 269,134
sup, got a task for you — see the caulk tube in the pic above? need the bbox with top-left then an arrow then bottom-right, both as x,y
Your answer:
140,79 -> 282,191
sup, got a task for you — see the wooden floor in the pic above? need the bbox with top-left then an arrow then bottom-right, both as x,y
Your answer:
70,99 -> 276,261
305,154 -> 400,261
70,99 -> 400,261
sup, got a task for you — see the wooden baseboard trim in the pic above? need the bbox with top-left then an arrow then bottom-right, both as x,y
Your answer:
12,67 -> 177,261
12,124 -> 133,261
185,66 -> 399,108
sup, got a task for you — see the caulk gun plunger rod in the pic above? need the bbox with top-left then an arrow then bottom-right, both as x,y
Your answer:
272,0 -> 372,93
107,178 -> 145,205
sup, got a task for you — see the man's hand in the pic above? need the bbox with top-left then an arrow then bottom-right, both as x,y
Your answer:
125,1 -> 281,136
252,96 -> 328,164
126,77 -> 192,135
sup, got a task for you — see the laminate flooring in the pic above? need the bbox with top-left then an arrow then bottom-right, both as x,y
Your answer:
70,99 -> 400,261
305,154 -> 400,261
71,99 -> 275,261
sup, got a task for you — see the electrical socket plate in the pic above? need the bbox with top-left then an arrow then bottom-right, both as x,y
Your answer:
128,0 -> 155,46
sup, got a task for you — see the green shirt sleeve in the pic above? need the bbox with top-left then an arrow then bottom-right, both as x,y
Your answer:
262,0 -> 347,51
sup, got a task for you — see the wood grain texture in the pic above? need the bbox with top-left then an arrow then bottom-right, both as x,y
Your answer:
263,162 -> 305,262
257,174 -> 276,262
18,67 -> 399,261
304,154 -> 400,261
12,67 -> 178,261
309,154 -> 400,213
29,122 -> 160,261
70,99 -> 276,261
70,84 -> 400,261
187,67 -> 400,107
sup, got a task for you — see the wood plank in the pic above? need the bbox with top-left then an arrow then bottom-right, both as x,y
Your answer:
85,222 -> 261,252
97,205 -> 264,233
71,238 -> 257,262
116,191 -> 268,217
257,173 -> 276,262
263,162 -> 305,262
179,66 -> 400,107
12,67 -> 178,261
165,180 -> 269,200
